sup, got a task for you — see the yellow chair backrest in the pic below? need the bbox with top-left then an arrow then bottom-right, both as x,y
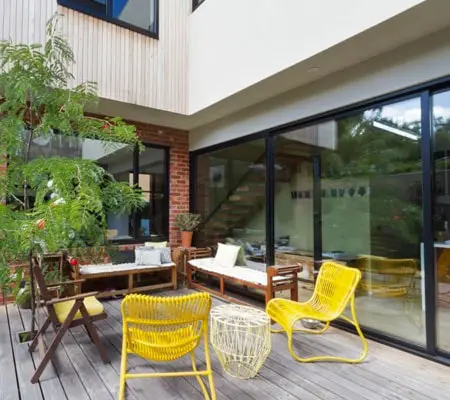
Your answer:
121,292 -> 211,361
310,262 -> 361,319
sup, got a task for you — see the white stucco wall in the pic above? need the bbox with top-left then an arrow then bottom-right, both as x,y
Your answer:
189,26 -> 450,150
189,0 -> 425,114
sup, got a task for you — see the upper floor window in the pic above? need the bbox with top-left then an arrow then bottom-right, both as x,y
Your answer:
193,0 -> 206,11
58,0 -> 158,38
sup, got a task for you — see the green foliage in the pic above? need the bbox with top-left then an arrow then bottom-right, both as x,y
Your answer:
174,213 -> 202,232
0,15 -> 146,268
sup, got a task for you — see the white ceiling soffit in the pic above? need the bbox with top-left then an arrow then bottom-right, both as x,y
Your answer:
89,0 -> 450,131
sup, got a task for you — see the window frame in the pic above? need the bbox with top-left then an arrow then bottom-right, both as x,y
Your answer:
57,0 -> 159,39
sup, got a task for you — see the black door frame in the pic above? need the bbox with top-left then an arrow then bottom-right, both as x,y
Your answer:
189,75 -> 450,365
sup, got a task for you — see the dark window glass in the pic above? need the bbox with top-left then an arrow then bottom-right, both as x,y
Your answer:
58,0 -> 158,36
21,132 -> 168,242
136,146 -> 168,240
112,0 -> 156,32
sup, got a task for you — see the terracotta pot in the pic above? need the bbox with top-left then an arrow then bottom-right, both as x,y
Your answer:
181,231 -> 193,248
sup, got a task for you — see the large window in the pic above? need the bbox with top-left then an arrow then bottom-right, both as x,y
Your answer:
25,133 -> 168,242
58,0 -> 158,37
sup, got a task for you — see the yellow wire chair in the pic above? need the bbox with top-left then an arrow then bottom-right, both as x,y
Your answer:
266,261 -> 368,363
119,293 -> 216,400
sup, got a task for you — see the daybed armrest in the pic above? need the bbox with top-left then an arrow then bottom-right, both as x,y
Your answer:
186,247 -> 212,261
46,291 -> 99,305
267,264 -> 302,277
266,264 -> 302,303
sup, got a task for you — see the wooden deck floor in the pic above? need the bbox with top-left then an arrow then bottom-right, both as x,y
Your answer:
1,289 -> 450,400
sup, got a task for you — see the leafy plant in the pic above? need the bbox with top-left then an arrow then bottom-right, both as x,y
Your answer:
174,213 -> 202,232
0,265 -> 23,303
0,14 -> 146,329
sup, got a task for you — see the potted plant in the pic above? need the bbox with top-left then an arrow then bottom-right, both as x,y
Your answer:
174,213 -> 201,248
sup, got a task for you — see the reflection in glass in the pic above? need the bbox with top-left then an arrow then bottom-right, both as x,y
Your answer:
112,0 -> 156,31
137,146 -> 167,240
195,140 -> 266,271
321,97 -> 425,345
433,90 -> 450,354
273,98 -> 425,344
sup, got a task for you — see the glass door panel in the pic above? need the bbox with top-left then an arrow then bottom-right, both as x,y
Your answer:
432,90 -> 450,354
320,97 -> 425,345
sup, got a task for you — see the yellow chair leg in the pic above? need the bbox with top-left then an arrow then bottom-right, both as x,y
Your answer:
190,331 -> 216,400
119,337 -> 128,400
286,298 -> 368,364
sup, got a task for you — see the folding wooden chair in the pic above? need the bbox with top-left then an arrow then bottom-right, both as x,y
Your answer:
29,257 -> 109,384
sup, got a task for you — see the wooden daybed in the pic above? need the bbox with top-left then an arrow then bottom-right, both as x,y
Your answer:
186,248 -> 302,304
70,262 -> 177,298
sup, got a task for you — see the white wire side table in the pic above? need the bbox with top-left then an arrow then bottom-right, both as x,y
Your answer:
210,304 -> 271,379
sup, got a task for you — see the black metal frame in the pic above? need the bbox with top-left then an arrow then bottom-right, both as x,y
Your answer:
57,0 -> 159,39
189,74 -> 450,364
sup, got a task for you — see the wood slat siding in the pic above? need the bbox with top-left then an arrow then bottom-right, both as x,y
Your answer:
0,0 -> 189,114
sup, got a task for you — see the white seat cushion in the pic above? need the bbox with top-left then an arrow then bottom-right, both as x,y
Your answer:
79,262 -> 175,275
189,258 -> 284,286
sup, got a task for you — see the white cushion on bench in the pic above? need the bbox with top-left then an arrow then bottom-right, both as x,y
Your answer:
80,262 -> 175,275
189,258 -> 284,287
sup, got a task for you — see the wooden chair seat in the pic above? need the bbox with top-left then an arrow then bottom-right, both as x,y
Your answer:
53,296 -> 104,323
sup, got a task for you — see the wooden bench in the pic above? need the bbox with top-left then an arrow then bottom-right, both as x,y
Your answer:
70,261 -> 178,298
186,248 -> 302,305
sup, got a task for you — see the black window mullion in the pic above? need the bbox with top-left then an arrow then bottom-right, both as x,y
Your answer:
106,0 -> 112,19
421,90 -> 437,355
132,145 -> 140,239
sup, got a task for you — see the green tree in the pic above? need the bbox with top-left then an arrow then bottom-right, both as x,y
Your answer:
0,15 -> 145,324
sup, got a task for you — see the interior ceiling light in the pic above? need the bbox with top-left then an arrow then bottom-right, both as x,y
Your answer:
308,67 -> 320,73
373,121 -> 419,141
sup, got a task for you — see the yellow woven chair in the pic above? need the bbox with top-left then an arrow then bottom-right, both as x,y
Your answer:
119,293 -> 216,400
266,261 -> 368,363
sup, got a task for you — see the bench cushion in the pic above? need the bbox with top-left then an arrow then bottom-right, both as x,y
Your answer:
79,262 -> 175,276
189,258 -> 284,287
54,296 -> 104,323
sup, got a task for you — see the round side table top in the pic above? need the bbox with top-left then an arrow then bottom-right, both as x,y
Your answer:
210,304 -> 270,327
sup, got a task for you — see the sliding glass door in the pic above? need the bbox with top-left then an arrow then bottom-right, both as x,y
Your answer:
192,85 -> 450,360
432,90 -> 450,355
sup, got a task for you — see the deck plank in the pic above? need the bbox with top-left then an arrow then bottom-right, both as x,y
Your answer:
59,324 -> 114,400
4,288 -> 450,400
0,306 -> 21,400
6,304 -> 43,400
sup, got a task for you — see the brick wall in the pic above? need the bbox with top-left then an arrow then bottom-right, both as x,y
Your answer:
131,121 -> 190,246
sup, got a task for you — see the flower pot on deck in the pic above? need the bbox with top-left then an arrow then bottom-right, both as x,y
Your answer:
181,231 -> 193,248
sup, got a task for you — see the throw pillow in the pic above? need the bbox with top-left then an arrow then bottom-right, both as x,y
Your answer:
160,247 -> 172,264
224,237 -> 247,266
214,243 -> 240,268
145,241 -> 168,248
135,249 -> 162,266
135,246 -> 156,264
